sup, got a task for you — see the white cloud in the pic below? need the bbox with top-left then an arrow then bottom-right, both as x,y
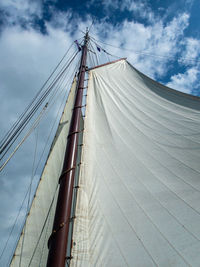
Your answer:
179,37 -> 200,65
123,0 -> 156,23
0,0 -> 42,26
90,12 -> 190,79
100,0 -> 154,22
166,67 -> 200,94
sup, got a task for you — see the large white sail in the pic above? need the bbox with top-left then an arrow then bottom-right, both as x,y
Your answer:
10,78 -> 77,267
71,59 -> 200,266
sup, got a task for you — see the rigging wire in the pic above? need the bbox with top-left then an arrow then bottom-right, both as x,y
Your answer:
88,43 -> 96,67
0,38 -> 83,155
19,126 -> 39,267
0,106 -> 47,171
25,63 -> 78,180
0,188 -> 29,264
38,199 -> 54,267
1,36 -> 82,143
27,184 -> 59,267
88,41 -> 99,66
0,50 -> 80,163
28,60 -> 80,178
88,19 -> 95,33
0,49 -> 79,157
89,37 -> 121,60
0,41 -> 76,151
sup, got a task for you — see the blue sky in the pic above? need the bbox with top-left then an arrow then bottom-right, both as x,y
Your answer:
0,0 -> 200,265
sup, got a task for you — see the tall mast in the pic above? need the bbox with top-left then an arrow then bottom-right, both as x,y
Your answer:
47,31 -> 89,267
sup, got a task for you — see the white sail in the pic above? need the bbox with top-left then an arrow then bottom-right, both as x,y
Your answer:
10,78 -> 77,267
71,59 -> 200,266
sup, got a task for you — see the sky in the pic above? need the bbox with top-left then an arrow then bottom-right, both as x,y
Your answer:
0,0 -> 200,265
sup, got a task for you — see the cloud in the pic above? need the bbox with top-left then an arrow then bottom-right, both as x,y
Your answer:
0,0 -> 42,27
90,12 -> 190,79
166,67 -> 200,94
94,0 -> 157,25
179,37 -> 200,66
122,0 -> 156,23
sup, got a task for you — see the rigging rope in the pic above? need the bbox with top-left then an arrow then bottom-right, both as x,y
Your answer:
0,41 -> 75,151
0,106 -> 47,171
0,50 -> 78,157
19,126 -> 39,267
0,49 -> 80,165
88,41 -> 99,66
90,37 -> 121,60
27,184 -> 59,267
0,188 -> 29,264
90,35 -> 200,64
0,59 -> 77,172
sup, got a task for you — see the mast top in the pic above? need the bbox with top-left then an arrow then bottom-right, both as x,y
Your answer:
84,28 -> 89,46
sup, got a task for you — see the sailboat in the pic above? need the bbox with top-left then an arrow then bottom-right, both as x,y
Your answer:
1,30 -> 200,267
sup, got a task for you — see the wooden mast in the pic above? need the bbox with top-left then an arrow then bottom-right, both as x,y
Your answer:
47,31 -> 89,267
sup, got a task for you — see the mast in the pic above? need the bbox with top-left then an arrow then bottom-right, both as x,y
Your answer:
46,31 -> 89,267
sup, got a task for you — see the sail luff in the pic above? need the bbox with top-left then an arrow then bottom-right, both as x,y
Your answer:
46,32 -> 89,267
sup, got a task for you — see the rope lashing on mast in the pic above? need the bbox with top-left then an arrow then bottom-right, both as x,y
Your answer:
73,104 -> 87,109
0,105 -> 47,172
48,219 -> 73,249
59,166 -> 76,184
